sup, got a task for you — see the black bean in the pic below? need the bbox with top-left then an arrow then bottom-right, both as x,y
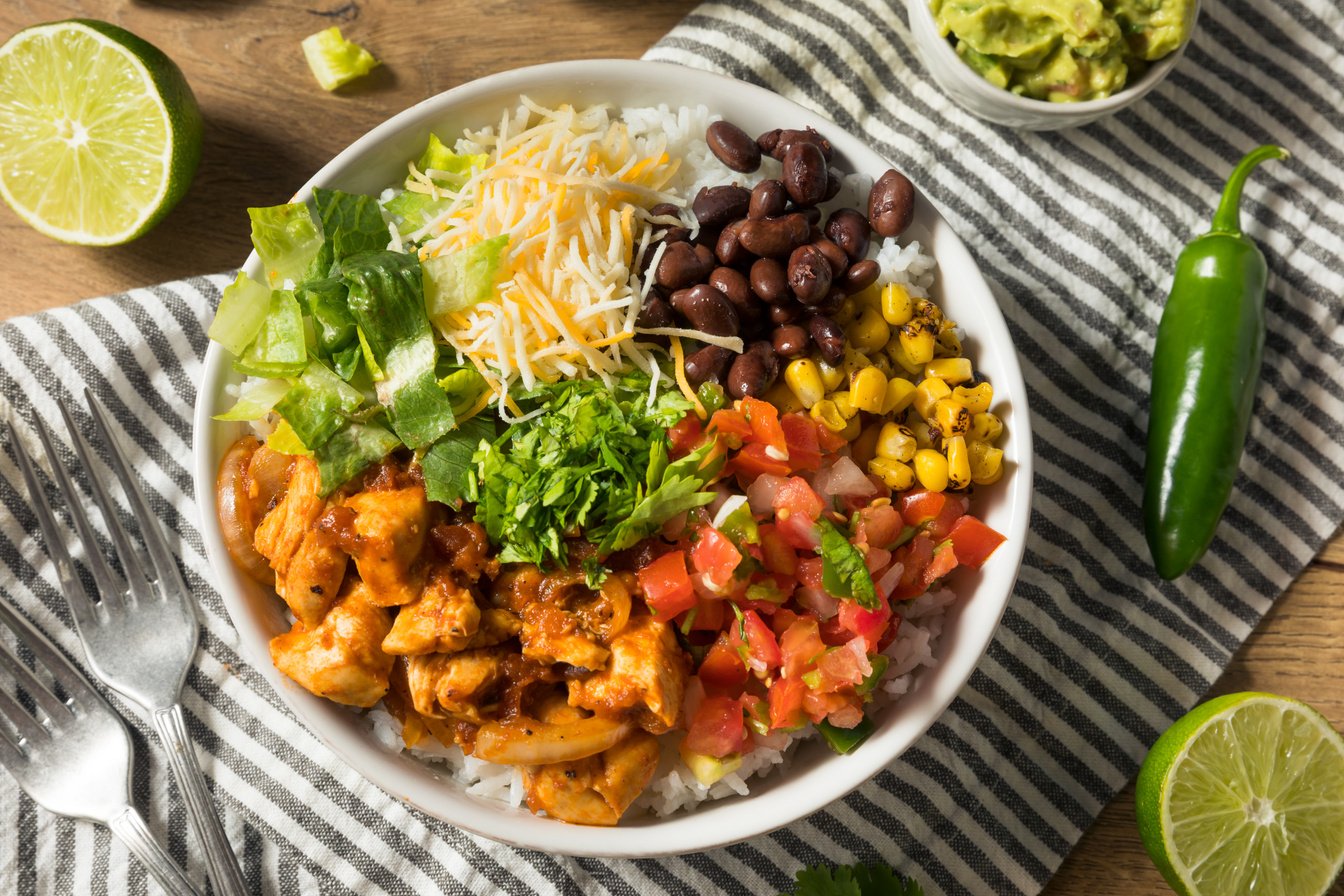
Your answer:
843,259 -> 881,295
684,344 -> 733,389
727,344 -> 776,399
693,243 -> 716,271
748,179 -> 788,220
692,184 -> 751,230
808,315 -> 846,365
709,267 -> 761,327
635,295 -> 675,329
656,240 -> 712,290
649,202 -> 681,220
769,127 -> 833,162
715,219 -> 749,266
670,284 -> 740,337
749,257 -> 790,304
782,141 -> 828,207
771,324 -> 810,358
756,128 -> 783,156
823,167 -> 843,202
869,168 -> 915,237
706,120 -> 762,173
769,301 -> 805,325
824,208 -> 871,262
737,213 -> 810,258
787,244 -> 833,305
813,238 -> 849,277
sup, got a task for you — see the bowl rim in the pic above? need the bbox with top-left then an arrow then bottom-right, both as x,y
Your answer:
905,0 -> 1198,116
191,58 -> 1034,857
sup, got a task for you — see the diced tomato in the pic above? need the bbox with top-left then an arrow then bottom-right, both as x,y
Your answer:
779,616 -> 826,679
638,550 -> 695,619
685,695 -> 748,758
795,556 -> 824,591
698,635 -> 748,691
947,515 -> 1006,569
899,490 -> 948,527
815,420 -> 847,453
776,511 -> 820,552
813,638 -> 872,692
773,477 -> 824,520
690,527 -> 742,590
730,442 -> 792,480
803,687 -> 850,724
864,546 -> 893,575
926,495 -> 967,541
757,524 -> 798,576
741,609 -> 781,674
892,535 -> 935,599
780,413 -> 822,472
825,700 -> 865,730
855,503 -> 903,550
838,598 -> 893,652
683,595 -> 726,632
768,677 -> 807,730
667,414 -> 705,458
877,612 -> 903,652
770,607 -> 805,638
922,541 -> 959,588
709,408 -> 753,446
740,397 -> 787,455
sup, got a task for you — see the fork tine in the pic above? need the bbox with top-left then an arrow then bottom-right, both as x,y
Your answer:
0,681 -> 48,746
0,598 -> 91,715
5,421 -> 100,631
0,640 -> 68,722
0,709 -> 25,768
30,413 -> 131,611
55,401 -> 158,607
83,392 -> 190,600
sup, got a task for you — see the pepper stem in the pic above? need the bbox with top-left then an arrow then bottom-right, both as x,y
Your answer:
1210,144 -> 1289,235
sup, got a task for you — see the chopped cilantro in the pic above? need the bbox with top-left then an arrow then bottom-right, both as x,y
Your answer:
816,518 -> 879,609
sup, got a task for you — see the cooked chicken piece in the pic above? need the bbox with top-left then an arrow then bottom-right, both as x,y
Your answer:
429,521 -> 499,584
345,485 -> 429,607
490,565 -> 543,613
269,579 -> 393,708
522,731 -> 660,826
253,456 -> 325,577
381,569 -> 481,656
403,647 -> 509,723
466,608 -> 521,649
278,528 -> 347,627
384,662 -> 471,750
520,603 -> 610,670
567,615 -> 686,734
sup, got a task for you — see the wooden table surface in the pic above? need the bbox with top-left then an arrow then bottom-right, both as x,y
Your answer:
1,2 -> 1340,893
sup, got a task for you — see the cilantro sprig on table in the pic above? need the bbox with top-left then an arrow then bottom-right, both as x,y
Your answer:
783,863 -> 923,896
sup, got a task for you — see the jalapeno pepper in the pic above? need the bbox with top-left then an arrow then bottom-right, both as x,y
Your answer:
1143,145 -> 1288,580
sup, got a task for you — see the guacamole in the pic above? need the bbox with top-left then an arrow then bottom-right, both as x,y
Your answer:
931,0 -> 1194,102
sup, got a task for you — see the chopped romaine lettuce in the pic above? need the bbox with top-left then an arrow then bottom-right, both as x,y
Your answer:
384,191 -> 454,235
300,26 -> 379,92
311,188 -> 390,276
421,415 -> 495,507
313,421 -> 401,496
213,378 -> 290,422
436,363 -> 488,417
233,290 -> 307,378
274,360 -> 365,451
416,135 -> 487,189
266,418 -> 311,456
295,277 -> 361,380
423,234 -> 508,322
248,203 -> 322,288
208,272 -> 272,356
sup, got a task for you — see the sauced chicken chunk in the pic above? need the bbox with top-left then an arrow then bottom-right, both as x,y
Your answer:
466,608 -> 522,649
253,456 -> 325,578
490,565 -> 543,614
404,647 -> 509,724
520,603 -> 610,670
522,731 -> 660,826
429,522 -> 499,584
567,615 -> 686,734
345,486 -> 429,607
381,569 -> 481,656
279,527 -> 347,627
270,579 -> 394,708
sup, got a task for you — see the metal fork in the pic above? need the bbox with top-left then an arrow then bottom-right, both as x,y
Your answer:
0,595 -> 202,896
9,394 -> 249,896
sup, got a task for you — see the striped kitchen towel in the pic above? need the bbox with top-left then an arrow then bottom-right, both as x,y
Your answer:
1,2 -> 1342,895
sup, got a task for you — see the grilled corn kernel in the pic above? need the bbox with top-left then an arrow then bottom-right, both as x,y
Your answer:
850,367 -> 887,413
840,347 -> 870,379
866,351 -> 894,379
924,357 -> 973,384
953,382 -> 993,415
882,376 -> 917,415
912,298 -> 943,325
908,417 -> 937,449
935,321 -> 962,358
849,308 -> 891,354
833,297 -> 859,326
969,440 -> 1005,485
869,457 -> 916,491
899,323 -> 936,366
881,283 -> 914,326
875,422 -> 917,463
912,377 -> 952,420
851,422 -> 883,469
970,412 -> 1004,443
829,391 -> 859,420
810,399 -> 847,432
785,359 -> 825,409
764,380 -> 804,415
914,448 -> 949,492
840,414 -> 863,442
932,398 -> 971,438
885,337 -> 925,377
854,284 -> 883,311
946,435 -> 971,490
817,358 -> 847,391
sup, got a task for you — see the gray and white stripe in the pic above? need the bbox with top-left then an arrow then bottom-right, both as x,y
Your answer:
0,0 -> 1342,893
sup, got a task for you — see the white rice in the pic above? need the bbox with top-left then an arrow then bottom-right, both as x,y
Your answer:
356,102 -> 948,818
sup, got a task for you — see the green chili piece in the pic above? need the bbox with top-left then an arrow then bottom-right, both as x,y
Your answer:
1143,145 -> 1288,580
817,716 -> 875,755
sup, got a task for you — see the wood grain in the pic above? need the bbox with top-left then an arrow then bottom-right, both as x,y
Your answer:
2,2 -> 1341,893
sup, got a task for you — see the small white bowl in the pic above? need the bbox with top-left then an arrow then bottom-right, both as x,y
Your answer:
907,0 -> 1198,130
192,59 -> 1034,857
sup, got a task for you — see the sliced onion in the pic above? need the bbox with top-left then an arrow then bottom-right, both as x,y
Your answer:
746,473 -> 787,515
711,494 -> 749,530
473,716 -> 629,765
795,586 -> 838,620
246,444 -> 293,515
216,437 -> 274,586
812,457 -> 877,499
876,562 -> 905,599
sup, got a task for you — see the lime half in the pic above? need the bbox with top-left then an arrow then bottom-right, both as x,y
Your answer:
0,19 -> 202,245
1137,692 -> 1344,896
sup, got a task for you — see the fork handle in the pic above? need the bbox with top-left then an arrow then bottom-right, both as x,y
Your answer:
108,805 -> 206,896
153,704 -> 250,896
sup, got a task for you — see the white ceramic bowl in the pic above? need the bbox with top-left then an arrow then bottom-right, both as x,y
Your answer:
906,0 -> 1198,130
192,59 -> 1034,857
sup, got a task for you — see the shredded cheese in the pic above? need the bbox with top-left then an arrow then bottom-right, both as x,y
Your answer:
420,99 -> 686,398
